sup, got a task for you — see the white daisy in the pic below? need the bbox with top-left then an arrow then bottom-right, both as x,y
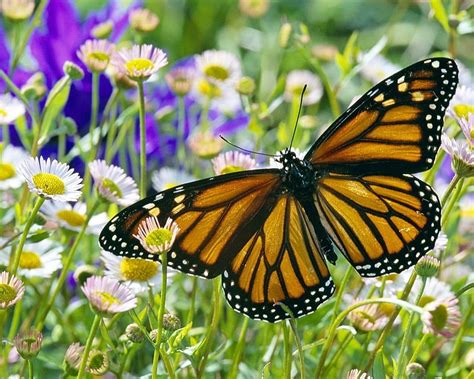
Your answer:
77,39 -> 115,73
0,0 -> 34,21
81,275 -> 137,317
196,50 -> 242,86
448,85 -> 474,119
166,66 -> 196,97
41,200 -> 108,234
284,70 -> 323,105
457,113 -> 474,145
129,8 -> 160,33
0,271 -> 25,309
133,217 -> 179,255
212,151 -> 257,175
17,157 -> 83,202
0,94 -> 25,124
112,44 -> 168,81
358,53 -> 401,85
89,160 -> 139,206
409,276 -> 455,306
100,250 -> 174,294
187,131 -> 224,159
0,145 -> 29,190
441,134 -> 474,177
194,79 -> 242,114
0,240 -> 62,279
151,167 -> 195,192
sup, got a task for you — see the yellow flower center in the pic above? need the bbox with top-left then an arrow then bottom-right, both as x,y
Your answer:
102,178 -> 122,198
204,64 -> 229,81
88,51 -> 110,63
164,182 -> 178,190
125,58 -> 154,75
453,104 -> 474,119
56,210 -> 86,227
197,79 -> 221,99
32,173 -> 65,195
19,251 -> 42,269
291,85 -> 305,97
120,258 -> 159,281
145,228 -> 172,248
419,295 -> 436,307
0,163 -> 16,180
220,165 -> 243,174
95,291 -> 119,305
0,109 -> 7,117
429,303 -> 448,330
0,283 -> 17,303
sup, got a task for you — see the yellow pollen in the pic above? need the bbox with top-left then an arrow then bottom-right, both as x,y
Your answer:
102,178 -> 123,198
0,283 -> 17,303
197,79 -> 221,98
120,258 -> 159,281
164,182 -> 178,190
56,210 -> 86,227
19,251 -> 42,269
125,58 -> 154,74
145,228 -> 172,248
220,165 -> 244,174
291,85 -> 305,97
204,64 -> 229,81
453,104 -> 474,119
0,109 -> 7,117
0,163 -> 16,180
95,291 -> 119,305
32,173 -> 65,195
88,51 -> 110,62
419,295 -> 436,308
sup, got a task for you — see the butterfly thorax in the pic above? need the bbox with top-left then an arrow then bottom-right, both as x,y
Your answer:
278,150 -> 318,199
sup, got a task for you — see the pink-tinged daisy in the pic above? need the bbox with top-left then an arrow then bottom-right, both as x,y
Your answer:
100,250 -> 174,294
41,200 -> 108,234
441,134 -> 474,177
133,217 -> 179,255
151,167 -> 195,192
165,66 -> 196,97
196,50 -> 242,86
77,39 -> 115,73
0,271 -> 25,309
89,160 -> 139,206
347,369 -> 373,379
112,44 -> 168,81
81,276 -> 137,317
129,8 -> 160,33
188,131 -> 224,159
284,70 -> 323,105
421,296 -> 461,338
0,93 -> 25,124
347,301 -> 391,332
63,343 -> 84,376
13,330 -> 43,359
457,113 -> 474,145
17,157 -> 83,202
212,151 -> 258,175
0,145 -> 29,190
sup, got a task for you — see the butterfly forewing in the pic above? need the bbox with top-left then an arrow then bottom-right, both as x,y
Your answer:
306,58 -> 458,174
100,170 -> 282,278
222,194 -> 335,322
314,174 -> 441,277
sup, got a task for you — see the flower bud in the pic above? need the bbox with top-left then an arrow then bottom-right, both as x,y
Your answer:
125,323 -> 144,343
73,264 -> 97,286
91,20 -> 114,39
63,342 -> 84,376
63,61 -> 84,80
279,22 -> 292,48
163,313 -> 181,332
406,362 -> 426,379
415,255 -> 440,278
14,329 -> 43,360
149,329 -> 159,344
1,0 -> 34,21
86,349 -> 109,376
236,76 -> 256,95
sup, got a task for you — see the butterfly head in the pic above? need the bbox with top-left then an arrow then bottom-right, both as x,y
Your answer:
278,148 -> 317,197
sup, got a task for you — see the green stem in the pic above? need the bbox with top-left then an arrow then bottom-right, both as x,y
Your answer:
289,318 -> 305,379
455,282 -> 474,298
77,314 -> 101,379
200,98 -> 210,132
27,359 -> 33,379
2,124 -> 9,147
441,174 -> 461,206
186,276 -> 198,324
282,322 -> 292,379
228,317 -> 249,379
362,271 -> 418,373
105,91 -> 120,162
441,177 -> 465,228
396,278 -> 427,379
151,250 -> 169,379
82,72 -> 100,198
35,200 -> 100,330
10,197 -> 45,275
137,80 -> 147,198
408,333 -> 429,364
9,0 -> 49,76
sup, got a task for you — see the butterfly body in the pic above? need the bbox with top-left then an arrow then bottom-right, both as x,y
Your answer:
100,58 -> 458,322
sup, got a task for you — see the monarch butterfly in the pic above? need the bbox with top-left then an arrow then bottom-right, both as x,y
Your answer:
100,58 -> 458,322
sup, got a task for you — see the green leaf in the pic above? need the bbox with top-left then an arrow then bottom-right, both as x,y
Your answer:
167,322 -> 193,353
39,76 -> 72,145
373,350 -> 386,379
26,230 -> 50,243
430,0 -> 450,32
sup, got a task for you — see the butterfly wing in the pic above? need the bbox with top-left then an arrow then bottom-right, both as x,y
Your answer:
314,173 -> 440,277
99,169 -> 283,278
222,193 -> 335,322
306,58 -> 458,174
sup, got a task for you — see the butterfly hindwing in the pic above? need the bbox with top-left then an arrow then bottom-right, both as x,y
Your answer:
100,170 -> 282,278
222,194 -> 335,322
306,58 -> 458,174
314,173 -> 441,277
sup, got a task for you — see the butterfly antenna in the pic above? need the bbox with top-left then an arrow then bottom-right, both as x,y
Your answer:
288,84 -> 307,151
219,135 -> 276,157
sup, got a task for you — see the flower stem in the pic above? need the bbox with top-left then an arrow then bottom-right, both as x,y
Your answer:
35,200 -> 99,330
151,250 -> 169,379
77,314 -> 101,379
282,321 -> 292,379
441,176 -> 465,227
137,80 -> 147,198
408,333 -> 429,364
441,174 -> 461,207
396,277 -> 427,379
27,359 -> 33,379
9,196 -> 45,275
228,317 -> 249,379
289,318 -> 305,379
